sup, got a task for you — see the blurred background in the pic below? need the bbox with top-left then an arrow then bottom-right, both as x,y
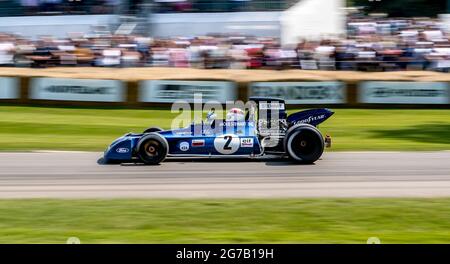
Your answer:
0,0 -> 448,71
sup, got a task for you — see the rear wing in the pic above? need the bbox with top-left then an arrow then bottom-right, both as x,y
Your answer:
287,109 -> 334,127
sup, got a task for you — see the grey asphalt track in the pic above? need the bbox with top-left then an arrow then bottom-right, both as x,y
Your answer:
0,151 -> 449,198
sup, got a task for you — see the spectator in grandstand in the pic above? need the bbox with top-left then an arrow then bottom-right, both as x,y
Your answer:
0,36 -> 15,66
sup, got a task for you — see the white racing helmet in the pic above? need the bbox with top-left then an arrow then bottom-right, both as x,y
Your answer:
226,108 -> 245,121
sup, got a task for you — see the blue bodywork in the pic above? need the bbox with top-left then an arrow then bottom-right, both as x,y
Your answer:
287,108 -> 334,127
104,107 -> 333,163
104,120 -> 263,162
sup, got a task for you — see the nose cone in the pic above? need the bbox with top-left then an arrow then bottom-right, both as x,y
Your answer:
104,135 -> 133,161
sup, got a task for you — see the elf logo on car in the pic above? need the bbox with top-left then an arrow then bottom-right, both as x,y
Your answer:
191,139 -> 205,147
214,135 -> 240,154
116,148 -> 129,153
179,142 -> 190,151
240,138 -> 254,148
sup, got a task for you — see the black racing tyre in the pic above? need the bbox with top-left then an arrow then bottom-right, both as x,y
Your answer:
284,124 -> 324,164
137,133 -> 169,165
143,127 -> 163,134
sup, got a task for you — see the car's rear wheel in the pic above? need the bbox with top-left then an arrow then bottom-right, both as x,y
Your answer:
143,127 -> 163,134
137,133 -> 169,165
284,124 -> 324,164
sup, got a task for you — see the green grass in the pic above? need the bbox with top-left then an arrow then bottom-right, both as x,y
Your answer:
0,106 -> 449,151
0,199 -> 449,243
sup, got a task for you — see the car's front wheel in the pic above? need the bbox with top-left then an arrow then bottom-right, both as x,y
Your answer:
284,124 -> 324,164
137,133 -> 169,165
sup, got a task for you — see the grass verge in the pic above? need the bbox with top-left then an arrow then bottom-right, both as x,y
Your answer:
0,106 -> 449,151
0,199 -> 449,243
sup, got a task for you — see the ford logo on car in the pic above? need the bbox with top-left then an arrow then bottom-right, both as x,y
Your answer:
116,148 -> 129,153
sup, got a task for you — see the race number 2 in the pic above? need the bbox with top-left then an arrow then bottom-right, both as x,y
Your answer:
223,135 -> 233,150
214,135 -> 240,154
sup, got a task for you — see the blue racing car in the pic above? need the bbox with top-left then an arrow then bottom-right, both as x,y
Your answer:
103,97 -> 333,165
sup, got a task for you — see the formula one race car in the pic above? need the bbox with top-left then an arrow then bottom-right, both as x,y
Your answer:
103,97 -> 333,165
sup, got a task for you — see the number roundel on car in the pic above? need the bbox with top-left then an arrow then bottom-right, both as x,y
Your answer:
179,141 -> 189,152
214,134 -> 240,154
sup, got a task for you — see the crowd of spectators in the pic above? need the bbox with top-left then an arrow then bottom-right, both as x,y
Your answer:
0,17 -> 449,71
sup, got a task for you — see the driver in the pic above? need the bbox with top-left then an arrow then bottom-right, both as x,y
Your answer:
226,108 -> 245,121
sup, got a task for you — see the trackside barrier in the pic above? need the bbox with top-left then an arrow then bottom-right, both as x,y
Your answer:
358,81 -> 450,105
0,77 -> 19,101
139,80 -> 237,103
6,77 -> 129,107
30,78 -> 126,102
248,81 -> 347,105
0,74 -> 449,108
246,81 -> 450,108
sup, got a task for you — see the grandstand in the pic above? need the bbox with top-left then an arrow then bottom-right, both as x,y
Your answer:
0,1 -> 295,16
0,1 -> 344,40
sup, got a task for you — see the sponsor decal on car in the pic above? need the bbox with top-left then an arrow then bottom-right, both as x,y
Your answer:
259,101 -> 285,110
173,131 -> 192,136
294,114 -> 326,124
179,141 -> 190,151
221,121 -> 247,127
116,148 -> 129,153
191,139 -> 205,147
240,138 -> 254,148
